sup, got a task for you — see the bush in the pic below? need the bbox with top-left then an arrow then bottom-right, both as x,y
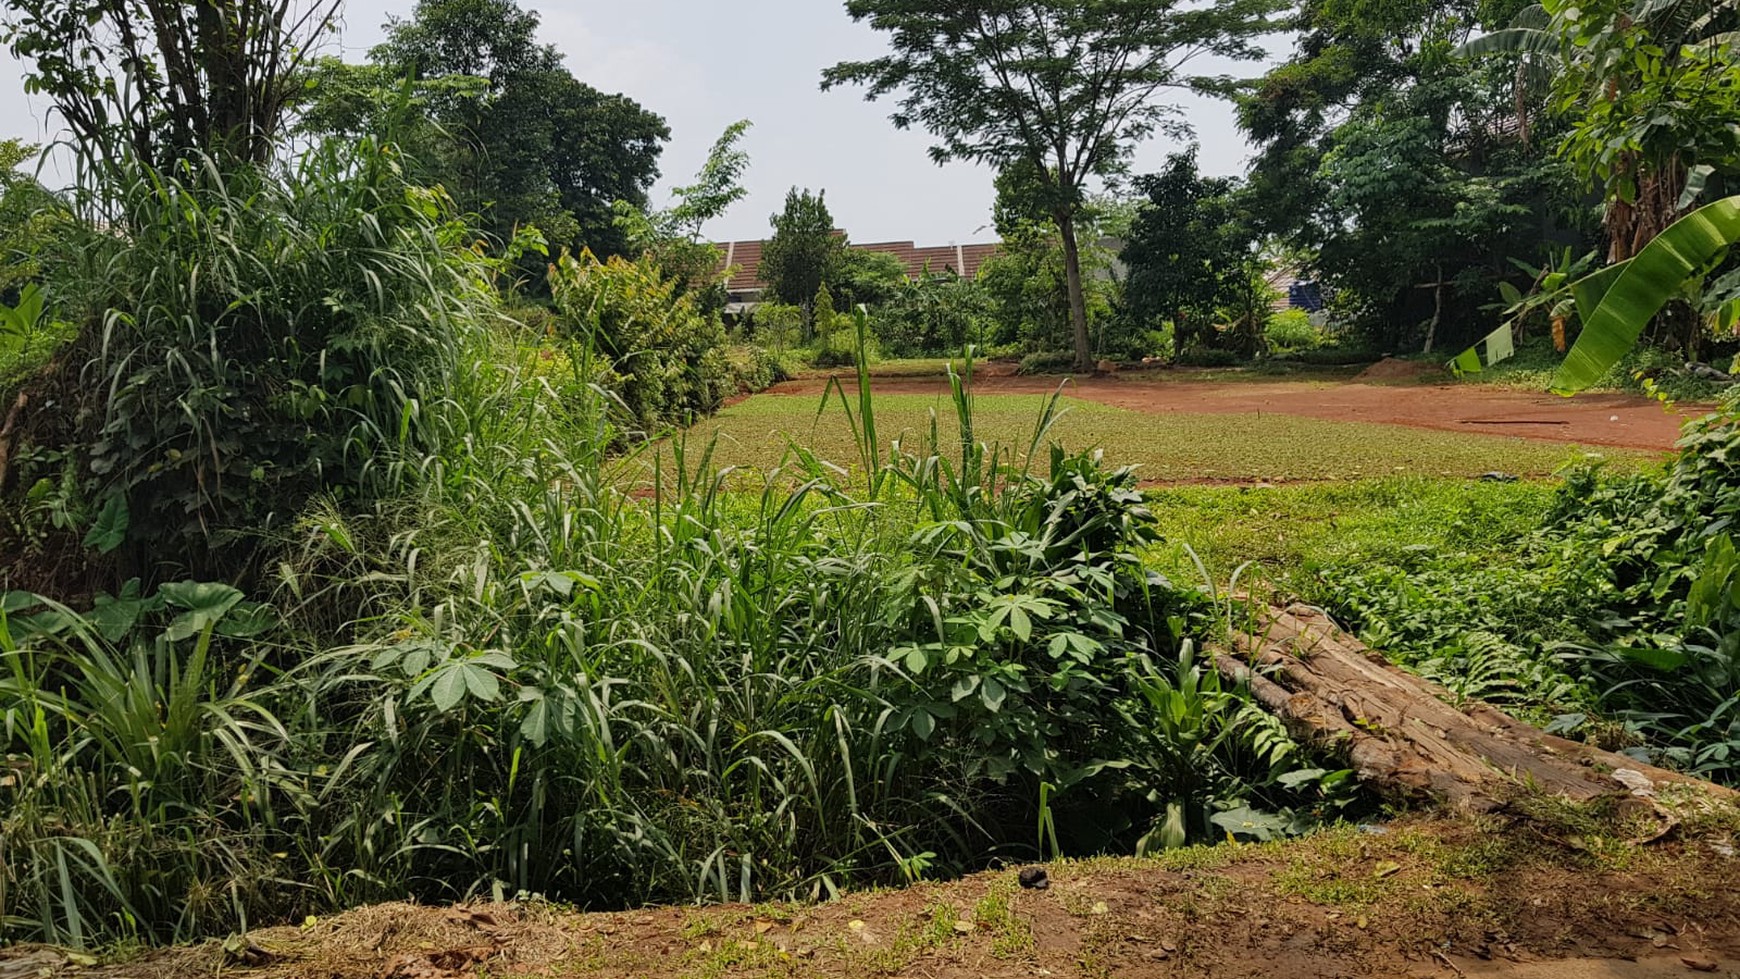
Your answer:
1174,348 -> 1245,368
550,248 -> 733,435
1266,309 -> 1322,352
0,347 -> 1342,946
1315,404 -> 1740,782
25,139 -> 495,577
724,343 -> 788,392
1018,350 -> 1077,374
875,272 -> 994,357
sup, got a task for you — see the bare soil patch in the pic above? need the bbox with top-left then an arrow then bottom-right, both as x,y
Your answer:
1355,357 -> 1449,384
768,370 -> 1701,453
26,814 -> 1740,979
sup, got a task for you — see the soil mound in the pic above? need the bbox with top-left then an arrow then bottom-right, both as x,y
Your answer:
1354,356 -> 1445,383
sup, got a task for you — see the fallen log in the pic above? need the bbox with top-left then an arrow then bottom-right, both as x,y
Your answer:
1219,604 -> 1734,812
0,391 -> 26,493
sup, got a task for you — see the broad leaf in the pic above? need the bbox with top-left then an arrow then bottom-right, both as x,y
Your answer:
1554,196 -> 1740,394
160,582 -> 245,641
83,493 -> 130,555
431,667 -> 467,712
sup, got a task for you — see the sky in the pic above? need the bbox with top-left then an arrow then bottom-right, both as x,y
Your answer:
0,1 -> 1290,246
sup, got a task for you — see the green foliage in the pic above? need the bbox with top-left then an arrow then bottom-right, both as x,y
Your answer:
1122,150 -> 1266,356
875,271 -> 995,357
4,0 -> 338,172
1553,196 -> 1740,393
612,120 -> 753,305
1242,0 -> 1592,352
760,187 -> 844,334
1,582 -> 294,945
1266,309 -> 1324,352
304,0 -> 670,264
0,139 -> 59,297
1452,334 -> 1737,402
548,248 -> 735,434
833,248 -> 909,310
0,340 -> 1337,947
824,0 -> 1285,370
54,140 -> 497,574
1466,0 -> 1740,255
1300,406 -> 1740,781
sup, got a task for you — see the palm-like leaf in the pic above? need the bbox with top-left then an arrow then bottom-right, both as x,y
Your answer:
1552,196 -> 1740,394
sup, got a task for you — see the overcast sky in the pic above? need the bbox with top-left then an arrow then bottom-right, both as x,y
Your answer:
0,1 -> 1289,245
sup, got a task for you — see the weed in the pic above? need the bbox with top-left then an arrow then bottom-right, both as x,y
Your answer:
972,876 -> 1036,958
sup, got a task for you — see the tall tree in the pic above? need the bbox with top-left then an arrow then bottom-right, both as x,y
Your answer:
1121,150 -> 1256,355
1240,0 -> 1588,352
759,187 -> 844,337
823,0 -> 1283,371
4,0 -> 340,173
305,0 -> 669,261
1463,0 -> 1740,262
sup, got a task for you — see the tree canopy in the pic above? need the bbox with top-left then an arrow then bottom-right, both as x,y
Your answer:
760,187 -> 844,335
302,0 -> 669,262
824,0 -> 1283,370
4,0 -> 340,173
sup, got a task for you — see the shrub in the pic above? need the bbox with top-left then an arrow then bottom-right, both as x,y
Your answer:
1266,309 -> 1322,352
875,272 -> 994,357
1174,348 -> 1245,368
549,248 -> 733,435
0,346 -> 1341,946
1018,351 -> 1077,374
31,139 -> 496,577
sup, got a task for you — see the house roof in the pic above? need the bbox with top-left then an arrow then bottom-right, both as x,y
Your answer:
714,236 -> 1002,294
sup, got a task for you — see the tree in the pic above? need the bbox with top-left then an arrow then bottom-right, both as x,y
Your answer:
304,0 -> 669,262
824,0 -> 1283,372
1462,0 -> 1740,262
1239,0 -> 1590,352
614,120 -> 753,304
760,187 -> 844,337
834,248 -> 909,309
4,0 -> 340,173
982,163 -> 1124,356
0,140 -> 58,297
1121,150 -> 1257,355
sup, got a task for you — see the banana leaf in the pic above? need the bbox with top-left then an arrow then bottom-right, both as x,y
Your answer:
1453,25 -> 1556,58
1552,196 -> 1740,395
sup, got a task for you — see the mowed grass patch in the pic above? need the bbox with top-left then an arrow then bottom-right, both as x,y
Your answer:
622,391 -> 1655,489
1141,477 -> 1569,592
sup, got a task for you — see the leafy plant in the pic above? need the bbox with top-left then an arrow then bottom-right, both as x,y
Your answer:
1552,196 -> 1740,393
56,138 -> 498,574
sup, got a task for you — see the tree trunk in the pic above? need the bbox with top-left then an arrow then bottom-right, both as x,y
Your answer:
1423,265 -> 1443,355
1057,211 -> 1093,372
1219,605 -> 1733,813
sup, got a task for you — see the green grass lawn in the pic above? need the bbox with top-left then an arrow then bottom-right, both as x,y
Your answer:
1141,477 -> 1569,593
627,390 -> 1654,489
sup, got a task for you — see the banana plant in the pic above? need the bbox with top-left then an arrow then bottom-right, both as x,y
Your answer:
1493,248 -> 1599,352
0,282 -> 46,356
1552,195 -> 1740,394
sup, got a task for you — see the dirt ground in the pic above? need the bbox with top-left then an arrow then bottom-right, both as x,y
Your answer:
771,364 -> 1703,453
15,814 -> 1740,979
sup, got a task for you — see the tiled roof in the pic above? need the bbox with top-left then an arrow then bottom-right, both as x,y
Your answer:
714,235 -> 1002,293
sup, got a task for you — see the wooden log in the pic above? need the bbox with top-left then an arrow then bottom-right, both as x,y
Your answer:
1220,604 -> 1734,812
0,391 -> 26,493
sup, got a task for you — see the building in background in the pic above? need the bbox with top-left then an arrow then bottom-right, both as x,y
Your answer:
713,236 -> 1001,310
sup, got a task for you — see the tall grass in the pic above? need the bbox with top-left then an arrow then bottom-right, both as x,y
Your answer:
2,293 -> 1333,947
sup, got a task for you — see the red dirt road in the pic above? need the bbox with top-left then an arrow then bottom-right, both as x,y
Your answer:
771,370 -> 1701,453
